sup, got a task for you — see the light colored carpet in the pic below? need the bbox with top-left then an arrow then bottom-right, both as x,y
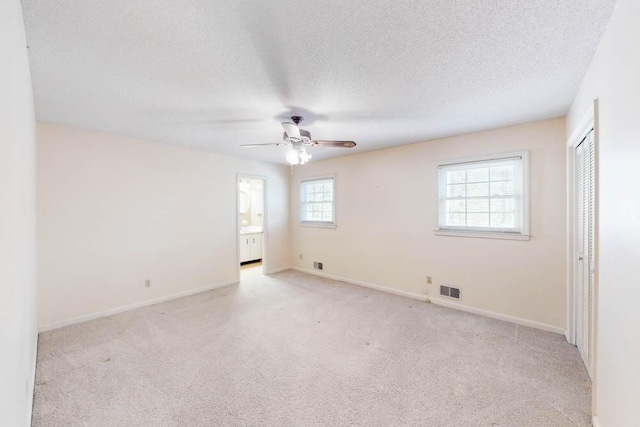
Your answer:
33,269 -> 591,426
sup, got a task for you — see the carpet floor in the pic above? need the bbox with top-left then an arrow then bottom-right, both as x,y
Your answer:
33,269 -> 591,426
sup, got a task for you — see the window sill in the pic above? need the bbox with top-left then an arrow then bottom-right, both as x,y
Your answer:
433,229 -> 530,241
299,222 -> 337,229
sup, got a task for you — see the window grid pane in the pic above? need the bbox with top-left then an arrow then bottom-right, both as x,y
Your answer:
301,178 -> 334,223
440,160 -> 521,231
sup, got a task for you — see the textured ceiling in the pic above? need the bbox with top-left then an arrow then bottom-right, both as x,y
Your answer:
22,0 -> 616,164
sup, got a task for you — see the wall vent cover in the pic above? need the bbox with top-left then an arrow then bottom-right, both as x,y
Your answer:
440,285 -> 460,299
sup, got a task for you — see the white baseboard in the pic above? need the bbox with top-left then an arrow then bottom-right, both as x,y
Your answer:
429,297 -> 566,335
592,415 -> 600,427
292,267 -> 563,334
290,266 -> 428,302
38,280 -> 238,332
266,266 -> 291,274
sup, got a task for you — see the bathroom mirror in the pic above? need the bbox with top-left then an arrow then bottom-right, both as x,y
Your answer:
239,191 -> 250,213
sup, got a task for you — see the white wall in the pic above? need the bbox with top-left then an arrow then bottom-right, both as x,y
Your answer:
567,0 -> 640,424
37,123 -> 290,329
0,1 -> 38,426
291,119 -> 567,330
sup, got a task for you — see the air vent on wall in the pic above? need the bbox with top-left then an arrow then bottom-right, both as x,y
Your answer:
440,285 -> 460,299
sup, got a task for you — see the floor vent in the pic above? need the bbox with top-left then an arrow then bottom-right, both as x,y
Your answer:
313,262 -> 323,270
440,285 -> 460,299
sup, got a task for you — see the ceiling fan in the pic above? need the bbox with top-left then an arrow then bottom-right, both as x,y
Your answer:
240,116 -> 356,165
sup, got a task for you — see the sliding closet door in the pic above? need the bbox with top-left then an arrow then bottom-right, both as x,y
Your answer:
575,129 -> 595,377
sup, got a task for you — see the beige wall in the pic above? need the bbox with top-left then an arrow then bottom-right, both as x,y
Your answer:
0,1 -> 38,426
37,123 -> 290,329
291,118 -> 567,330
39,119 -> 567,331
567,0 -> 640,424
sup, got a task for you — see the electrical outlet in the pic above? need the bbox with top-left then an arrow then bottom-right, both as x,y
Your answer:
145,280 -> 151,288
313,262 -> 323,270
427,276 -> 432,285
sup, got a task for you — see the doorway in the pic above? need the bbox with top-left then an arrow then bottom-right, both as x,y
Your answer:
237,176 -> 266,280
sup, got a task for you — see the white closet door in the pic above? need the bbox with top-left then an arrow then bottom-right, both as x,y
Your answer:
575,129 -> 595,377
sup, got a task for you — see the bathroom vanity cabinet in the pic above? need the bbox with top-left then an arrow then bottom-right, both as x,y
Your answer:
240,232 -> 262,263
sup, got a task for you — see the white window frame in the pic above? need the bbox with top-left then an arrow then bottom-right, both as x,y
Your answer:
299,175 -> 337,228
434,151 -> 530,241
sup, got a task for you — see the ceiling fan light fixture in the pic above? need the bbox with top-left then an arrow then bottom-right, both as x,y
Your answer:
286,148 -> 300,165
298,147 -> 311,164
285,146 -> 312,165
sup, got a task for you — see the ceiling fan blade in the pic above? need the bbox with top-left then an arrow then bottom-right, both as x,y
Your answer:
311,140 -> 357,148
282,122 -> 300,139
240,143 -> 282,147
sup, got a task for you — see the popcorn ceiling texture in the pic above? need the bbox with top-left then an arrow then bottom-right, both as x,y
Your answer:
33,269 -> 591,426
21,0 -> 616,164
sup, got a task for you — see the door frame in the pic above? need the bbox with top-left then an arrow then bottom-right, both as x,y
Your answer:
566,99 -> 599,405
236,174 -> 267,282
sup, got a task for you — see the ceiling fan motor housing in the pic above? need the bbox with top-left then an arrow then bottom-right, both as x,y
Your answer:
283,129 -> 311,143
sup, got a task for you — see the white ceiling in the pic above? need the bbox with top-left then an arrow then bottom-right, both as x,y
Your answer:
22,0 -> 616,164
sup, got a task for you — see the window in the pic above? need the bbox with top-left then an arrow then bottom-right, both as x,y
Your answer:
300,176 -> 336,227
436,152 -> 529,240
